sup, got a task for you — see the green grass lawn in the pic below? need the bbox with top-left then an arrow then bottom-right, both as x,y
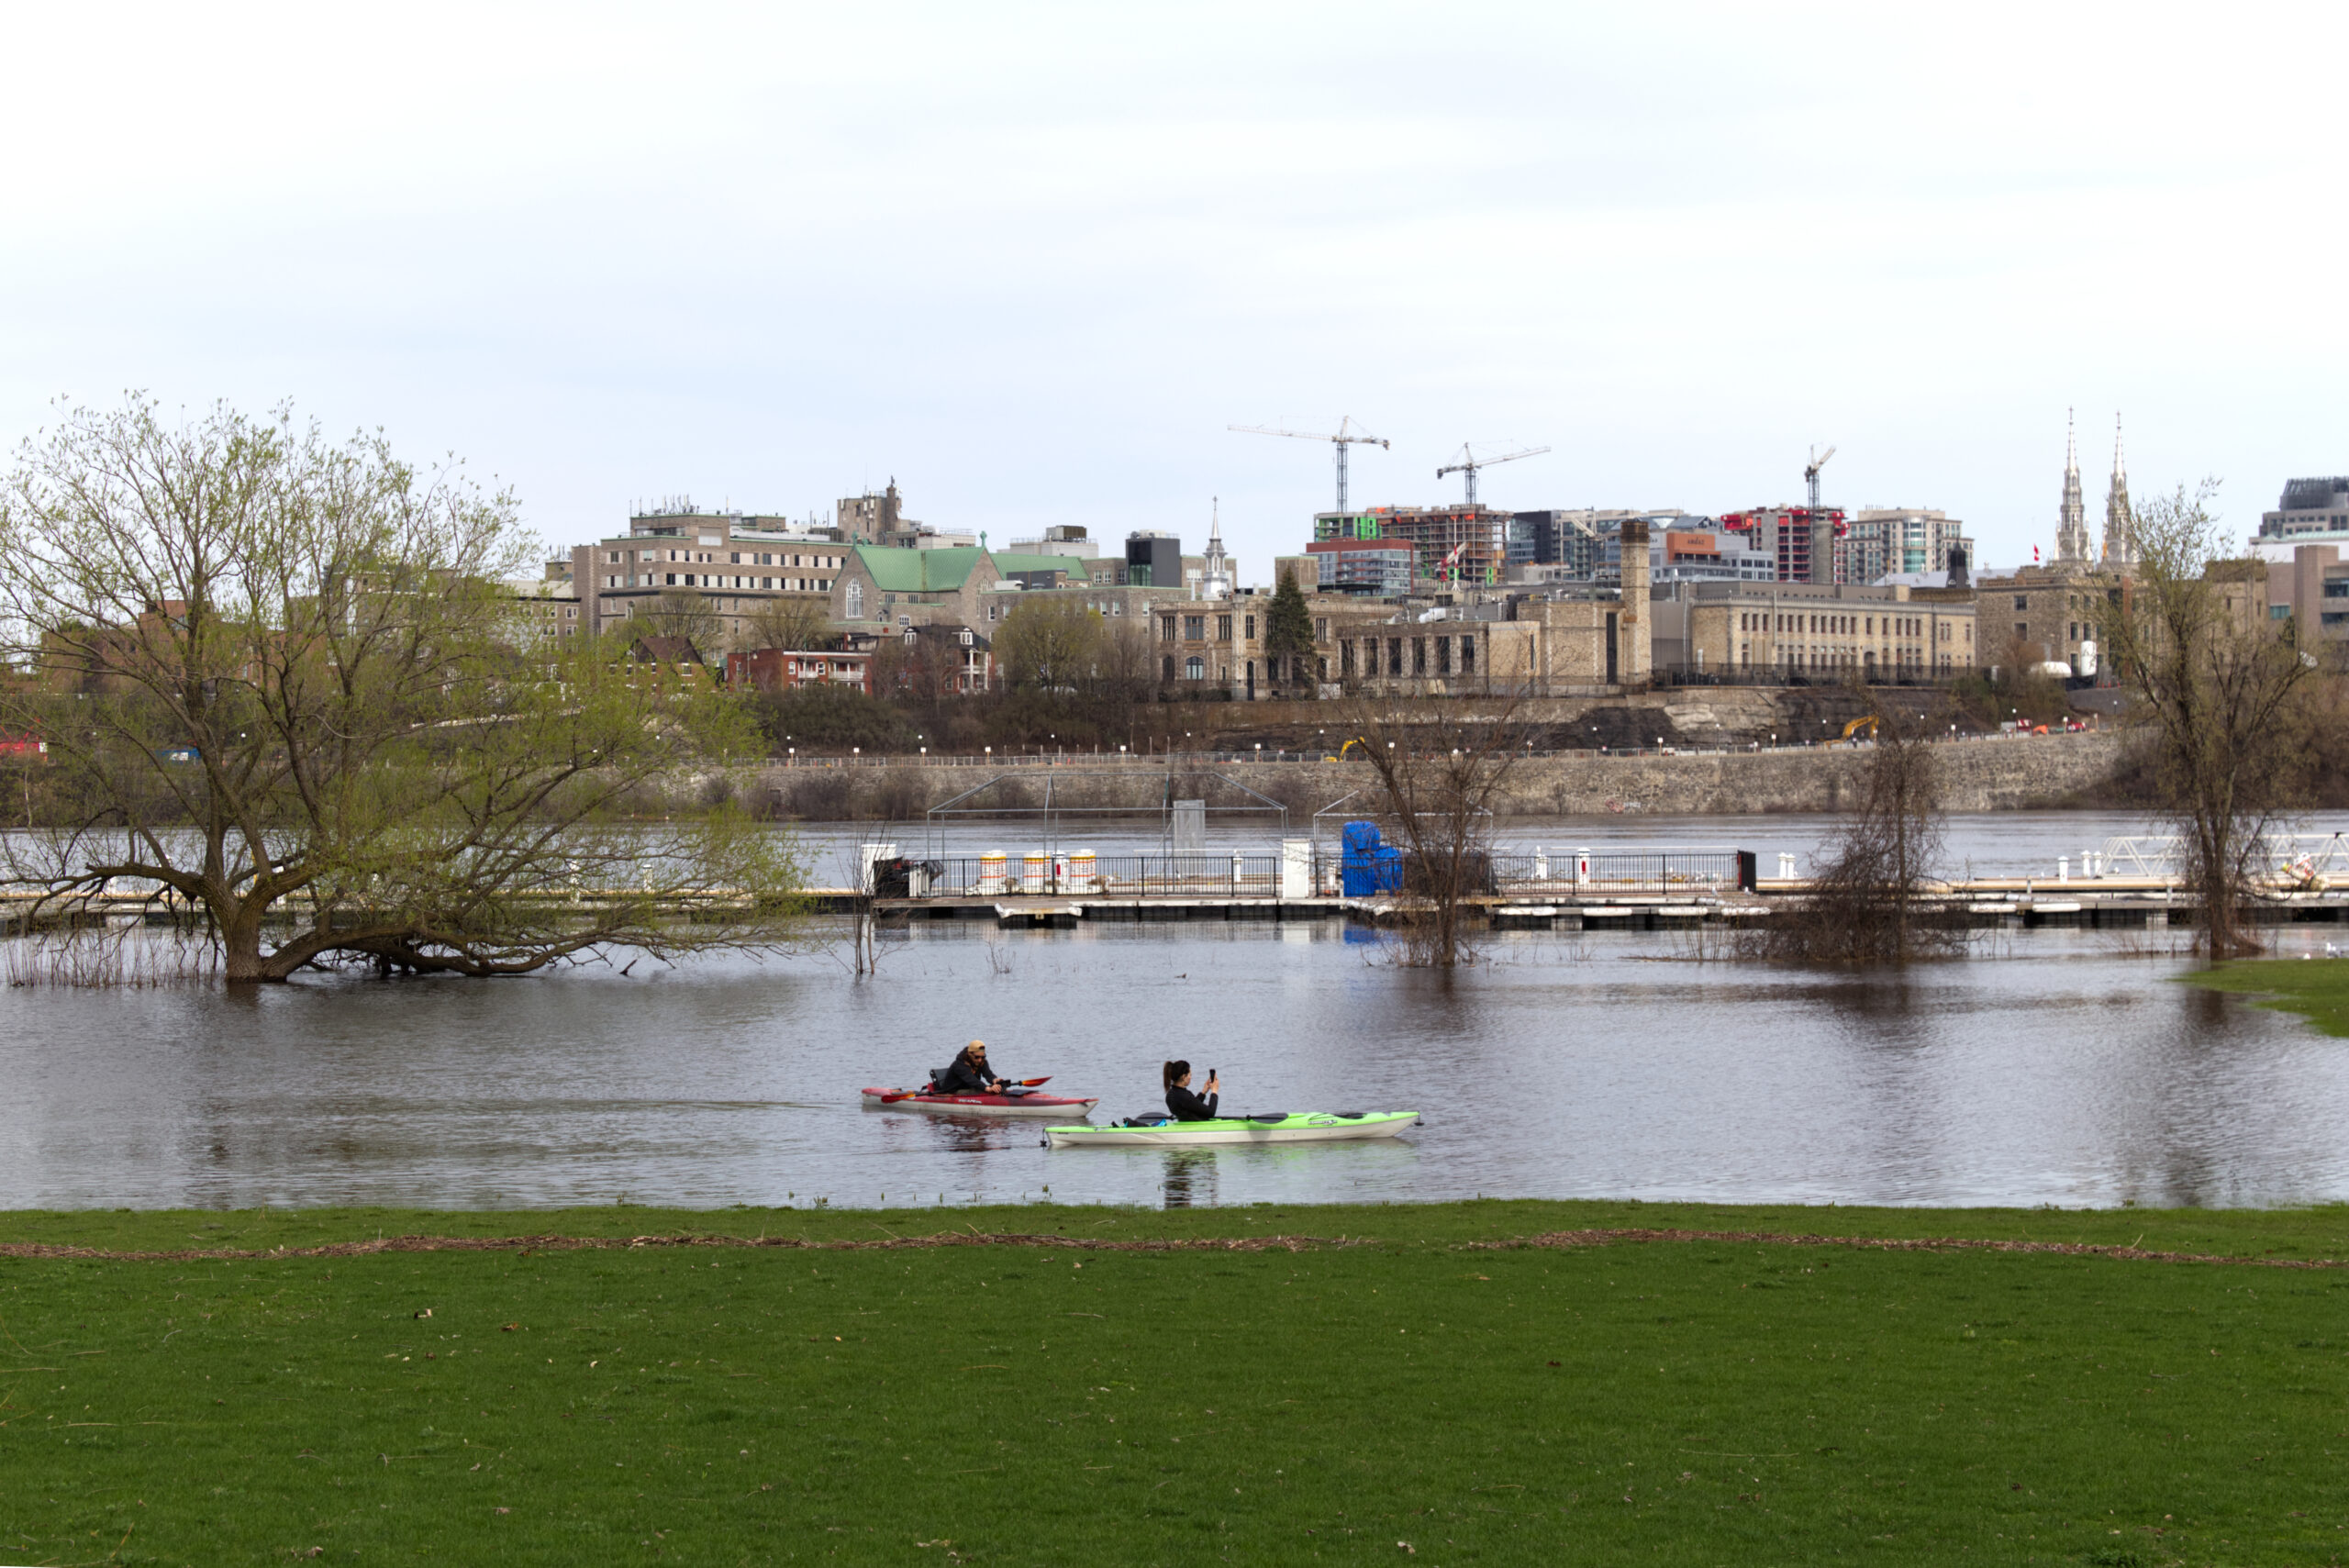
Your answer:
5,1201 -> 2349,1565
2183,955 -> 2349,1039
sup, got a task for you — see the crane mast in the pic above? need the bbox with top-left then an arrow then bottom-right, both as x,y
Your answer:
1804,444 -> 1836,517
1435,442 -> 1551,506
1229,417 -> 1390,511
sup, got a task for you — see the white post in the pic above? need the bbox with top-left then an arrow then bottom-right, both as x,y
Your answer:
2058,856 -> 2069,883
1279,840 -> 1313,900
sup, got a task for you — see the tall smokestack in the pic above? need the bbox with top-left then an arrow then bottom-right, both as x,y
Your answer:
1809,512 -> 1835,586
1620,517 -> 1652,687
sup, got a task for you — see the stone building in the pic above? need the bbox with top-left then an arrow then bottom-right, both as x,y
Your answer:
1972,564 -> 2119,673
1647,580 -> 1977,678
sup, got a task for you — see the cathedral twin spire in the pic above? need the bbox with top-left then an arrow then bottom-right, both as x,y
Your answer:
2101,416 -> 2133,566
2055,410 -> 2132,567
2055,410 -> 2090,563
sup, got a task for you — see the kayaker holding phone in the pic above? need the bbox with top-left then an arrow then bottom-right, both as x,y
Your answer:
1163,1060 -> 1219,1121
937,1040 -> 1009,1095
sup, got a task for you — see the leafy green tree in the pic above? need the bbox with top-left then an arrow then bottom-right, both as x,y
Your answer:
0,396 -> 802,982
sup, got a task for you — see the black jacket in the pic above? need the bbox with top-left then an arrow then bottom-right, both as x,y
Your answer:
1165,1084 -> 1219,1122
936,1058 -> 998,1095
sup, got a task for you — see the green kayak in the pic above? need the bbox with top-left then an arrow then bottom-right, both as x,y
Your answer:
1042,1111 -> 1419,1150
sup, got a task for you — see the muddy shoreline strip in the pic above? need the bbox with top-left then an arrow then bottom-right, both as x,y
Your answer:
0,1226 -> 2340,1268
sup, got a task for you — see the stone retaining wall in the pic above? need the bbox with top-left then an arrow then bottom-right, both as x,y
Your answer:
694,729 -> 2122,822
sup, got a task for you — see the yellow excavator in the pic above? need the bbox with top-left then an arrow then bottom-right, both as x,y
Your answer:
1838,715 -> 1879,745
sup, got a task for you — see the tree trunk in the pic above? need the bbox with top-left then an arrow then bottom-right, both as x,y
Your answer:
217,899 -> 284,984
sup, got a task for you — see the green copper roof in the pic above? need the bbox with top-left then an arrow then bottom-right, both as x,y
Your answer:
851,544 -> 987,593
849,545 -> 1082,594
989,552 -> 1084,578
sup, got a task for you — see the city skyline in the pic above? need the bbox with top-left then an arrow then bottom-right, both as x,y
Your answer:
3,4 -> 2342,577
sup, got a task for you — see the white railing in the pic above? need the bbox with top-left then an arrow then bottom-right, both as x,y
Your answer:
2093,831 -> 2349,885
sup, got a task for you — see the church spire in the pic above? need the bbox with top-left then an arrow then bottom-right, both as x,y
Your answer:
2102,414 -> 2134,566
2054,408 -> 2090,563
1201,496 -> 1233,599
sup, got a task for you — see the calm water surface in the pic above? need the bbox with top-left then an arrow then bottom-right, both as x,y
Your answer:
5,914 -> 2345,1212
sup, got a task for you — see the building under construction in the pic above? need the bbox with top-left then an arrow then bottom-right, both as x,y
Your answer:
1314,505 -> 1511,587
1716,506 -> 1848,584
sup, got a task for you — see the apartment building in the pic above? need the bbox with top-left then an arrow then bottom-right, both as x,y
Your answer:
569,506 -> 849,643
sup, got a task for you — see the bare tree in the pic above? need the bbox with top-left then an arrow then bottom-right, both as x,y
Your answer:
2099,480 -> 2314,956
631,589 -> 724,659
0,396 -> 805,983
1338,688 -> 1527,968
741,595 -> 834,653
1748,699 -> 1961,964
993,597 -> 1103,690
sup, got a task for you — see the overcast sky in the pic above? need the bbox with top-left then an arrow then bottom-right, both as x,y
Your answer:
2,2 -> 2340,576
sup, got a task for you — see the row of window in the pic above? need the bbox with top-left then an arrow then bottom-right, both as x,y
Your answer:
605,573 -> 831,593
1738,611 -> 1940,638
607,548 -> 842,570
1739,646 -> 1954,671
1339,635 -> 1477,679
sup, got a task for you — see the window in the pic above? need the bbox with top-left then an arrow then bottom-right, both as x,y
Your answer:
1314,617 -> 1328,641
2013,595 -> 2029,611
1388,638 -> 1403,676
1411,638 -> 1427,676
1185,656 -> 1205,681
1217,614 -> 1232,640
1161,615 -> 1177,641
729,552 -> 740,564
846,581 -> 864,617
1246,615 -> 1257,640
1184,615 -> 1206,640
2016,622 -> 2027,639
1436,636 -> 1452,675
1341,641 -> 1355,675
1460,636 -> 1475,673
2270,604 -> 2292,620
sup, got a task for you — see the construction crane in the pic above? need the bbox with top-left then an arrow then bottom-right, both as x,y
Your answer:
1435,442 -> 1550,506
1804,444 -> 1836,516
1229,417 -> 1389,511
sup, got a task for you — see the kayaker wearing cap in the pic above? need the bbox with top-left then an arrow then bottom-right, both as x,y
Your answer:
1163,1060 -> 1220,1121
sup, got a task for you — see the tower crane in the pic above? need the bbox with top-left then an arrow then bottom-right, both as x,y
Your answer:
1804,444 -> 1836,516
1435,441 -> 1551,506
1229,417 -> 1389,511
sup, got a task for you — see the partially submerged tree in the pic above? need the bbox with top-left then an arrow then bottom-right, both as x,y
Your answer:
0,396 -> 803,982
1748,698 -> 1961,964
1339,687 -> 1527,968
2099,480 -> 2314,956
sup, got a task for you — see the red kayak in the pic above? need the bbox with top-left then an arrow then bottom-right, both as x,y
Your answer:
861,1081 -> 1099,1118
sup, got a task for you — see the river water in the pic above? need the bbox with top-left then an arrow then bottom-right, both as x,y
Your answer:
6,823 -> 2348,1213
